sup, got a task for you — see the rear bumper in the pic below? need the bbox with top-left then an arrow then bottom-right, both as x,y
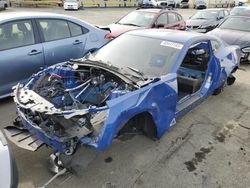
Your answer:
196,5 -> 207,9
180,3 -> 189,8
64,5 -> 78,9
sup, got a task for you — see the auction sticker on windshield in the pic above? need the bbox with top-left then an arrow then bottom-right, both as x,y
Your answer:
160,41 -> 183,49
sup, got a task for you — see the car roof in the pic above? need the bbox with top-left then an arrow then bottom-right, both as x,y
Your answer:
232,6 -> 249,9
228,15 -> 250,18
136,8 -> 177,14
199,8 -> 225,11
137,8 -> 162,13
0,12 -> 74,22
126,29 -> 208,44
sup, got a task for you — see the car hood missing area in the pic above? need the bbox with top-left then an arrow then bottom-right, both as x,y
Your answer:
5,55 -> 177,156
5,60 -> 151,154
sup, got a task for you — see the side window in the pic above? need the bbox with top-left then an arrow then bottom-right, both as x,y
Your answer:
156,13 -> 168,25
224,10 -> 229,16
211,40 -> 221,52
168,13 -> 178,24
68,22 -> 83,37
182,41 -> 211,72
38,19 -> 71,42
177,14 -> 182,21
218,11 -> 224,18
0,20 -> 35,51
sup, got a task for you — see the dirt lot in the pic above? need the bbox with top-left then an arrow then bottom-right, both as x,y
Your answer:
0,7 -> 250,188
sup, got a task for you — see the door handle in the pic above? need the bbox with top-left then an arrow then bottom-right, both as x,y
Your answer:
73,40 -> 83,45
28,50 -> 42,56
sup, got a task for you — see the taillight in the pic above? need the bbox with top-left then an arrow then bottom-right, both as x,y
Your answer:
105,33 -> 113,39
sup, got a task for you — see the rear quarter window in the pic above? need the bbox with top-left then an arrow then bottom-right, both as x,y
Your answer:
68,22 -> 83,37
177,14 -> 182,21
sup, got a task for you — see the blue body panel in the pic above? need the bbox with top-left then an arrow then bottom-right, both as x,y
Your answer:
96,74 -> 177,150
13,29 -> 240,154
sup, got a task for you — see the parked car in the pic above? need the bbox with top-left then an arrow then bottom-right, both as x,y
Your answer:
208,16 -> 250,63
0,0 -> 8,10
0,12 -> 111,99
0,130 -> 18,188
235,0 -> 247,6
186,8 -> 229,33
139,0 -> 176,8
230,6 -> 250,16
5,30 -> 240,167
193,0 -> 207,9
108,8 -> 186,38
64,0 -> 82,10
138,0 -> 154,8
177,0 -> 189,8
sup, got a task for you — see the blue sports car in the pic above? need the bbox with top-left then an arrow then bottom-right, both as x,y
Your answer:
0,12 -> 111,99
4,29 -> 240,167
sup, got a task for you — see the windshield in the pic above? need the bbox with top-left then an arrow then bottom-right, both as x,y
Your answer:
91,34 -> 182,77
191,10 -> 218,20
118,11 -> 156,27
230,7 -> 250,16
219,17 -> 250,32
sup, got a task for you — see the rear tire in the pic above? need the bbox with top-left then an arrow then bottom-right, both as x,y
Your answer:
227,75 -> 236,86
213,74 -> 236,95
213,86 -> 223,95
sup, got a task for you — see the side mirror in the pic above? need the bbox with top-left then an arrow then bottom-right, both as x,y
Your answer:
217,17 -> 223,20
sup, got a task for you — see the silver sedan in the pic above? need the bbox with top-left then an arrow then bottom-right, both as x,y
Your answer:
0,12 -> 111,99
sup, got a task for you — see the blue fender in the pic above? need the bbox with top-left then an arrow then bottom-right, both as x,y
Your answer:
96,74 -> 177,150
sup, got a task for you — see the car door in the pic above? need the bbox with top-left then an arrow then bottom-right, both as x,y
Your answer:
0,19 -> 45,97
175,40 -> 221,117
37,19 -> 87,67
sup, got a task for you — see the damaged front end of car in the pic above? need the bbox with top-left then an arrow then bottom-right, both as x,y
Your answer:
4,60 -> 140,156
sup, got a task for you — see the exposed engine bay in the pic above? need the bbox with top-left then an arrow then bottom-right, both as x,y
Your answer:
9,61 -> 137,155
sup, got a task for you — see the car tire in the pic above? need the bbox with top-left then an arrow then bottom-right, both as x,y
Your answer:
227,75 -> 236,86
213,86 -> 223,95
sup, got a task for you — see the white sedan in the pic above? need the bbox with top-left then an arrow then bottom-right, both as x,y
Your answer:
0,130 -> 18,188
